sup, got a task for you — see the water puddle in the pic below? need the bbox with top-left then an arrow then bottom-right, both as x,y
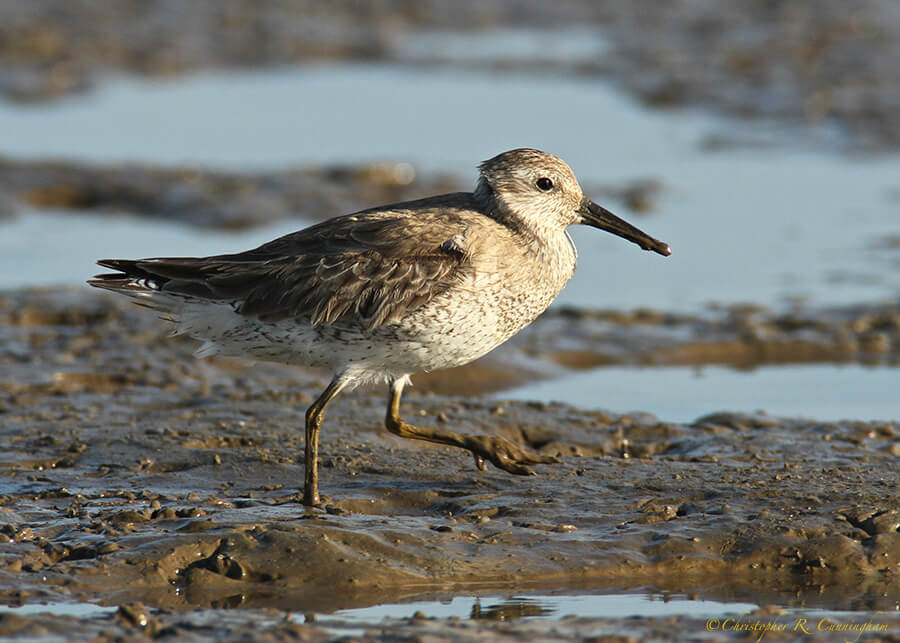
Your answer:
0,594 -> 759,623
313,592 -> 898,641
328,592 -> 758,622
503,363 -> 900,423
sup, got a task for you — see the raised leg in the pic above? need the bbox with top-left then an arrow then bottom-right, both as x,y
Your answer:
384,376 -> 559,475
303,376 -> 348,506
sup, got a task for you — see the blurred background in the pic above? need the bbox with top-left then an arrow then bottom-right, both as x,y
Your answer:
1,0 -> 898,421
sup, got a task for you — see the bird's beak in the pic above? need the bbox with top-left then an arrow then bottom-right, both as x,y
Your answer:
578,198 -> 671,256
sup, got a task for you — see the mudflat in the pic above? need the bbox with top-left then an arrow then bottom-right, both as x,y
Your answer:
0,289 -> 897,639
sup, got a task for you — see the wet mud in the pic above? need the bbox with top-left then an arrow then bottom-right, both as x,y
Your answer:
510,304 -> 900,373
3,1 -> 900,150
0,288 -> 897,639
0,157 -> 461,228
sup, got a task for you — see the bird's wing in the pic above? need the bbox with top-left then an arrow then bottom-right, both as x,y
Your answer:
93,203 -> 475,330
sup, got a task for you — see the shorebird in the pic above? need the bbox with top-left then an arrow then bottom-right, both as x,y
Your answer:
89,149 -> 670,505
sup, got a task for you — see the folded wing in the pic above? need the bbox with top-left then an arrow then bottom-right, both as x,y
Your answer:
90,210 -> 472,330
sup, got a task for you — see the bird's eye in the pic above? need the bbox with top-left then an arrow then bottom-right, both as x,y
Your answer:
536,177 -> 554,192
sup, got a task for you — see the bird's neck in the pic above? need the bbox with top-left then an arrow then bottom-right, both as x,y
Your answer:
474,178 -> 534,242
473,178 -> 574,265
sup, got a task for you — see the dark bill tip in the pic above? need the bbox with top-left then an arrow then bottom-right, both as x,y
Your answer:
579,199 -> 671,256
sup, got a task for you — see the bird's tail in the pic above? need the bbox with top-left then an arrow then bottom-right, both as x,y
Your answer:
88,259 -> 175,312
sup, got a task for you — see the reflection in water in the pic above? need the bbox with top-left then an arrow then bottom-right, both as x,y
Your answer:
330,592 -> 760,623
471,597 -> 555,620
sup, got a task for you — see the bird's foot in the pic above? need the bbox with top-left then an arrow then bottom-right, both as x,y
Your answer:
301,488 -> 321,507
466,435 -> 560,476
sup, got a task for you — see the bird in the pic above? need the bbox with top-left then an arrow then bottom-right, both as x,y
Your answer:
89,148 -> 671,506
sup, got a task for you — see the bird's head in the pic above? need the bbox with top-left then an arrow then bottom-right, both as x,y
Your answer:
476,148 -> 671,256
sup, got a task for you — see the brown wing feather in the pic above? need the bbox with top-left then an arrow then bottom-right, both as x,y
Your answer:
92,195 -> 478,330
240,215 -> 471,328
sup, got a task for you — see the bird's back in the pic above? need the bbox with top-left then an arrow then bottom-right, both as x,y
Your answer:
91,193 -> 482,328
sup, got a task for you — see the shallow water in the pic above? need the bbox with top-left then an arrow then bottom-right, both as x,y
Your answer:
330,592 -> 758,622
504,363 -> 900,423
1,64 -> 899,312
0,593 -> 758,622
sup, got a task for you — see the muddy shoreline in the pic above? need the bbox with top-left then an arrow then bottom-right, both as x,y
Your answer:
0,288 -> 897,639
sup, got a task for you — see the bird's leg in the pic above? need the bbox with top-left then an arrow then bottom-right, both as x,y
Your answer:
384,377 -> 560,476
303,376 -> 348,506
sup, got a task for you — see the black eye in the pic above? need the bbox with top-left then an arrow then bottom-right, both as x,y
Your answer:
536,177 -> 554,192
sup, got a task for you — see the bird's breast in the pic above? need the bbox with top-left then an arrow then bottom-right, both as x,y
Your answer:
450,230 -> 576,341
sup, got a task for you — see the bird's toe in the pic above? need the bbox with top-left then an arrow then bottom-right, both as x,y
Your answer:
467,435 -> 558,475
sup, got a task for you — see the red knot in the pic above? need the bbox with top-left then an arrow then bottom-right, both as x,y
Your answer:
89,148 -> 671,505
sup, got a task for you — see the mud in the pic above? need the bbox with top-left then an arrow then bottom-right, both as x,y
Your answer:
0,288 -> 897,640
3,1 -> 900,150
510,304 -> 900,374
0,157 -> 461,229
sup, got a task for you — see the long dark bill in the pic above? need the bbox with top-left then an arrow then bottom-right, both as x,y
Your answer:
578,198 -> 671,256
